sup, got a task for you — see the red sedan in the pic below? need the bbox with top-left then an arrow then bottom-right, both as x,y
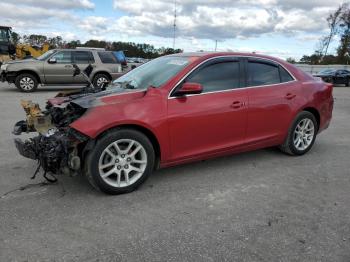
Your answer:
14,52 -> 334,194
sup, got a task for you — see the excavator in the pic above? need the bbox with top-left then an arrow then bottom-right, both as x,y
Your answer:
0,26 -> 49,65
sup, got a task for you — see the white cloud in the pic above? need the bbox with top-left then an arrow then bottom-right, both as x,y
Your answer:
110,0 -> 343,40
0,3 -> 76,21
1,0 -> 94,10
0,0 -> 344,58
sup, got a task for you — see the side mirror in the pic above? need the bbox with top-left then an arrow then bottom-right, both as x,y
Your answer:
176,82 -> 203,96
48,57 -> 57,64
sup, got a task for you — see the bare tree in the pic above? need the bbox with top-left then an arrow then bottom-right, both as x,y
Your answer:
322,4 -> 344,57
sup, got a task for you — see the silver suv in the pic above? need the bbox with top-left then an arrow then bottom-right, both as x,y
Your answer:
0,48 -> 124,92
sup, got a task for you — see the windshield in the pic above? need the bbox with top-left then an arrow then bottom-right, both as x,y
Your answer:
37,49 -> 56,61
112,56 -> 193,90
0,28 -> 10,42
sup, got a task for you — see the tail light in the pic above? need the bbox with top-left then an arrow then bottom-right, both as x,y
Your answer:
326,83 -> 333,95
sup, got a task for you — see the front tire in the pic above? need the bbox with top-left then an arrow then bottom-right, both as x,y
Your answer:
85,129 -> 155,194
15,73 -> 38,92
280,111 -> 318,156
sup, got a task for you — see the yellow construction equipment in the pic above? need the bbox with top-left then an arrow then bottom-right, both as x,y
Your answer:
15,43 -> 50,59
0,26 -> 50,64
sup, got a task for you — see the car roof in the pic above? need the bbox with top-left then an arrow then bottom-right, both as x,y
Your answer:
168,51 -> 287,63
52,48 -> 109,52
168,52 -> 314,82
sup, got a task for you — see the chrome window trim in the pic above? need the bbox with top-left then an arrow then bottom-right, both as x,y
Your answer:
168,55 -> 297,99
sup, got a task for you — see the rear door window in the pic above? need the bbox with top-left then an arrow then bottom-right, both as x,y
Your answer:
280,66 -> 294,82
98,52 -> 118,64
247,61 -> 280,87
74,51 -> 94,64
247,60 -> 294,87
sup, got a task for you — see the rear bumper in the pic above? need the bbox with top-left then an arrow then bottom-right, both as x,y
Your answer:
319,97 -> 334,133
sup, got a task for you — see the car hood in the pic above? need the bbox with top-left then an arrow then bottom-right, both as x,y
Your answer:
48,87 -> 147,109
4,58 -> 41,65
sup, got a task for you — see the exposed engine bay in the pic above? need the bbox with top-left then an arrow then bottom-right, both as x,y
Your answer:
13,64 -> 106,182
13,97 -> 89,182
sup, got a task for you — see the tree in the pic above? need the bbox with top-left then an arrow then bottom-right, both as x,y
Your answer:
9,31 -> 183,59
321,4 -> 344,57
286,57 -> 296,64
299,53 -> 322,65
11,31 -> 21,45
66,40 -> 81,49
336,4 -> 350,63
301,3 -> 350,65
84,39 -> 108,49
23,34 -> 47,46
48,36 -> 64,48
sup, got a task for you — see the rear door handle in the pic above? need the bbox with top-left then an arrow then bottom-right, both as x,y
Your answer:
64,65 -> 73,68
285,93 -> 296,100
231,101 -> 244,109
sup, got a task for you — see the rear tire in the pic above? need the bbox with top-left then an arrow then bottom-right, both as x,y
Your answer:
280,111 -> 318,156
93,73 -> 110,89
15,73 -> 38,92
84,129 -> 155,194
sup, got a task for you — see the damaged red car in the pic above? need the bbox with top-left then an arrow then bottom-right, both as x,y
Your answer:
13,52 -> 334,194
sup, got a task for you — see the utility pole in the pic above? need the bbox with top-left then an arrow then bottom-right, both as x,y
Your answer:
214,40 -> 218,51
173,0 -> 177,50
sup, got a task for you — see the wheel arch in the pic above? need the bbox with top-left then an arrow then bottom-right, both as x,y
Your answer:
16,70 -> 41,83
92,71 -> 112,81
85,124 -> 162,170
302,107 -> 320,128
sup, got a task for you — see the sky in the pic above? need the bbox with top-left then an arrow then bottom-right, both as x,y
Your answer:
0,0 -> 345,59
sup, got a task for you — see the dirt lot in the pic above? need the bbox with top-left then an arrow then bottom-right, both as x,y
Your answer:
0,83 -> 349,262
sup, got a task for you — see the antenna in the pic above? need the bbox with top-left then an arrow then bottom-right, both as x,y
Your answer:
173,0 -> 177,50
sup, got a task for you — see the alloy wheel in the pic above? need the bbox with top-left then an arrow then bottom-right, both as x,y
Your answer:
293,118 -> 315,151
98,139 -> 147,188
96,76 -> 108,87
20,77 -> 35,91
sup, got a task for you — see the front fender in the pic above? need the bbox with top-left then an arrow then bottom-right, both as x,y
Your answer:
69,92 -> 170,162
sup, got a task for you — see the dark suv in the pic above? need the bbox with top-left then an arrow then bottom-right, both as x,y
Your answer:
0,48 -> 125,92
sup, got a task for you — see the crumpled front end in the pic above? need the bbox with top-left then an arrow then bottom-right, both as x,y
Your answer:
13,99 -> 88,181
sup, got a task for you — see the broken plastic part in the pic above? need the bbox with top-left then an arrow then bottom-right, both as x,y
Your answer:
20,100 -> 55,135
14,89 -> 90,182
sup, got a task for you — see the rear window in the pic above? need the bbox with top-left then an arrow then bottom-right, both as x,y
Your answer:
98,52 -> 118,64
247,61 -> 280,86
113,51 -> 127,64
247,60 -> 295,87
280,66 -> 294,82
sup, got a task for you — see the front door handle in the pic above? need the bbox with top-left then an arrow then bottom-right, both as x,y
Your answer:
231,101 -> 244,109
285,93 -> 296,100
64,65 -> 73,68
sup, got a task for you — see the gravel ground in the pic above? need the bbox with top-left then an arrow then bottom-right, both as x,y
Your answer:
0,83 -> 349,262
